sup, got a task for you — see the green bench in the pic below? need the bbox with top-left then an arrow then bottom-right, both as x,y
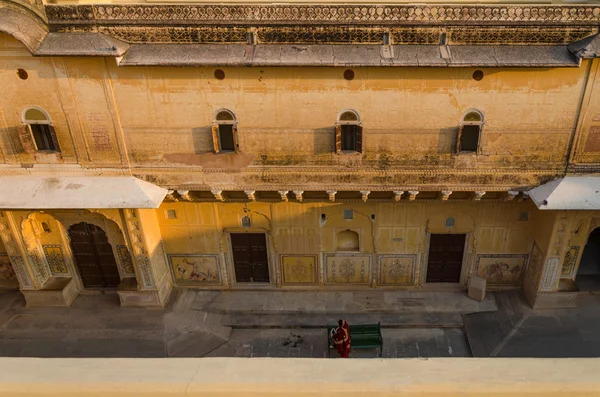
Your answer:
327,322 -> 383,357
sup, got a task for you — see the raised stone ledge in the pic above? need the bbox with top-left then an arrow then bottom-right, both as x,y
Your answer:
36,32 -> 129,56
0,357 -> 598,396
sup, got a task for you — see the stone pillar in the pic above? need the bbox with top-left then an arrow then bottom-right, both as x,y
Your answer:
120,209 -> 172,307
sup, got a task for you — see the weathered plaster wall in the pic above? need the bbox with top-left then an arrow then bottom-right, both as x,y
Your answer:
157,200 -> 537,289
0,34 -> 125,166
109,64 -> 584,171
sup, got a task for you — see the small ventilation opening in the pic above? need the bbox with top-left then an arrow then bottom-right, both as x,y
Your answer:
166,210 -> 177,219
343,209 -> 354,220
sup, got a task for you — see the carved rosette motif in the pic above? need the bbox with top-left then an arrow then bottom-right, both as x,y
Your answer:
46,5 -> 600,24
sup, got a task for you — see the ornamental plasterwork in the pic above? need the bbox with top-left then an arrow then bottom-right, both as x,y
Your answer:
46,5 -> 600,24
60,25 -> 595,45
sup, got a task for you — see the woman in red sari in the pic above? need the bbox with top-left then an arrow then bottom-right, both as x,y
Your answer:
332,319 -> 351,358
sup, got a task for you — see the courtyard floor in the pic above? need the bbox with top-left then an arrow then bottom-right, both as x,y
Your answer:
0,288 -> 597,358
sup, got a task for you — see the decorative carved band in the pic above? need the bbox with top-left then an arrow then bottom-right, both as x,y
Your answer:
46,4 -> 600,25
59,25 -> 594,45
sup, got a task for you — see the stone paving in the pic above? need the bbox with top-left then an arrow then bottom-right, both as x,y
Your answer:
0,288 -> 597,358
196,290 -> 498,314
205,328 -> 470,358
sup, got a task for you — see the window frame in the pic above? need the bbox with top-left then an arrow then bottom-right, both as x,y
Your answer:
335,109 -> 362,154
456,109 -> 484,155
18,107 -> 60,153
212,109 -> 239,154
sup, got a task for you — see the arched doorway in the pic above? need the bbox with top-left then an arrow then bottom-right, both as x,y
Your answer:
577,228 -> 600,291
68,222 -> 120,288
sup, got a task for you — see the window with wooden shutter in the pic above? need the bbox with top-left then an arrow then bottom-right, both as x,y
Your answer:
49,125 -> 61,152
336,109 -> 360,154
335,125 -> 342,153
211,125 -> 220,153
16,125 -> 36,154
457,110 -> 484,154
213,109 -> 238,153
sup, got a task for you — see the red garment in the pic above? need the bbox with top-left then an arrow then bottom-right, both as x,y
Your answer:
332,325 -> 351,358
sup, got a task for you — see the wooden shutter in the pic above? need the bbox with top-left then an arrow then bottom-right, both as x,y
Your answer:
335,125 -> 341,153
232,124 -> 239,152
49,125 -> 61,152
211,124 -> 220,153
17,124 -> 36,154
355,125 -> 363,153
456,125 -> 464,153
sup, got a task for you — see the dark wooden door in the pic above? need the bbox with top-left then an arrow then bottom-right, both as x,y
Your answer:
68,222 -> 120,288
230,233 -> 270,283
426,234 -> 466,283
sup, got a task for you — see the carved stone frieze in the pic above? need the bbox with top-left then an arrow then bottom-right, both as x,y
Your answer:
70,25 -> 596,45
46,5 -> 600,25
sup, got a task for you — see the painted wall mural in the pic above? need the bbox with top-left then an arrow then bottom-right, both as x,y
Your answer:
116,245 -> 135,275
561,246 -> 579,277
324,253 -> 372,285
42,245 -> 68,274
169,254 -> 221,286
281,255 -> 317,285
526,241 -> 544,288
475,254 -> 528,286
0,254 -> 16,281
378,255 -> 415,286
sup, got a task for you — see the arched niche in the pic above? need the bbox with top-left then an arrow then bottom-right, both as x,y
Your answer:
337,229 -> 359,252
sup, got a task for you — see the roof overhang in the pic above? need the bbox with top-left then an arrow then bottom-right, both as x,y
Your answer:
119,44 -> 579,68
0,176 -> 167,209
529,176 -> 600,210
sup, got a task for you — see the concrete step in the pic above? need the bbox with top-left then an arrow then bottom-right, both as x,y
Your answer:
221,312 -> 464,329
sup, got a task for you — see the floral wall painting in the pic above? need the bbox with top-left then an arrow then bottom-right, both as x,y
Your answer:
42,245 -> 68,274
0,254 -> 16,281
324,253 -> 372,285
378,255 -> 416,286
281,255 -> 317,285
475,254 -> 528,286
116,245 -> 135,275
168,254 -> 221,286
561,246 -> 580,277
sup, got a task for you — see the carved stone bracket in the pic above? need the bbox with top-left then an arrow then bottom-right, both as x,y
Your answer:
278,190 -> 289,202
441,191 -> 452,201
211,190 -> 224,202
474,191 -> 486,201
293,190 -> 304,202
507,191 -> 519,201
360,191 -> 370,203
326,190 -> 337,202
177,190 -> 191,201
408,191 -> 419,201
393,191 -> 404,202
245,190 -> 256,202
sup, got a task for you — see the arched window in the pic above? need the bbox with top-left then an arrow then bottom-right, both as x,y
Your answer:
212,109 -> 238,153
456,109 -> 484,153
18,107 -> 60,153
335,110 -> 362,154
337,229 -> 359,252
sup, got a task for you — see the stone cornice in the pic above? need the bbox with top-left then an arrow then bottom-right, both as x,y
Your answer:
46,4 -> 600,26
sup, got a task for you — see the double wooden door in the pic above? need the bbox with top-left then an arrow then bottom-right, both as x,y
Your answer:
426,234 -> 466,283
230,233 -> 270,283
68,222 -> 121,288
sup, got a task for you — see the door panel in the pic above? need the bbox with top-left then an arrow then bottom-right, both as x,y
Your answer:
426,234 -> 466,283
231,233 -> 270,283
68,222 -> 121,288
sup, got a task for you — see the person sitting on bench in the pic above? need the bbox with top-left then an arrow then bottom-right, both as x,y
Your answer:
332,319 -> 351,358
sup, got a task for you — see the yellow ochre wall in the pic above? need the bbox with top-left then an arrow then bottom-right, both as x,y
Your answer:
0,33 -> 591,178
157,200 -> 537,289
